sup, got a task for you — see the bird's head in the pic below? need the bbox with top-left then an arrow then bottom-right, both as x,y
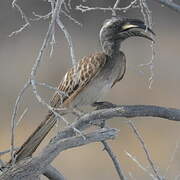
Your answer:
100,17 -> 155,54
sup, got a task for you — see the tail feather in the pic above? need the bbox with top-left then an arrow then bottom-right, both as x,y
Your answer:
11,112 -> 56,163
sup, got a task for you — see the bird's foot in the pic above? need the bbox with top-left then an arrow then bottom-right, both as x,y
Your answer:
72,108 -> 85,118
92,101 -> 117,110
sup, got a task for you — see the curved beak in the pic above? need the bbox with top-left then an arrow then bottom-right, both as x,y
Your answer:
115,19 -> 155,42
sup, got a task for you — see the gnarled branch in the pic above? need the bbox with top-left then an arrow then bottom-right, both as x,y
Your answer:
49,103 -> 180,152
0,128 -> 118,180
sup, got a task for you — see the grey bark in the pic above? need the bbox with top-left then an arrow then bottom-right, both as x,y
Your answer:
43,165 -> 66,180
0,128 -> 117,180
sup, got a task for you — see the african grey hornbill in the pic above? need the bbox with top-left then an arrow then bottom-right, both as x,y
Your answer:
12,17 -> 154,163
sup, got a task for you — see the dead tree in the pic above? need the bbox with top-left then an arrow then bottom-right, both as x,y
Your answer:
0,0 -> 180,179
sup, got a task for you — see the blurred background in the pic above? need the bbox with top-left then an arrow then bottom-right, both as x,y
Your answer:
0,0 -> 180,179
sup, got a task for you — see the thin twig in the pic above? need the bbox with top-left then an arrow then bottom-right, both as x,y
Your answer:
138,0 -> 155,88
112,0 -> 121,16
9,23 -> 30,37
56,12 -> 76,66
151,0 -> 180,14
0,148 -> 19,156
76,0 -> 138,13
67,0 -> 72,10
9,3 -> 30,37
30,0 -> 60,77
10,80 -> 30,163
61,9 -> 82,27
49,0 -> 56,57
164,140 -> 180,179
125,151 -> 156,179
30,0 -> 73,126
31,11 -> 52,21
28,1 -> 79,133
35,82 -> 68,97
128,121 -> 162,180
63,1 -> 70,13
16,108 -> 28,127
102,141 -> 126,180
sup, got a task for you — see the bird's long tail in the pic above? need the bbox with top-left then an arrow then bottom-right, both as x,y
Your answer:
10,111 -> 56,163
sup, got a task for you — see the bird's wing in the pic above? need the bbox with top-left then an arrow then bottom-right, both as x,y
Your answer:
111,52 -> 126,87
50,52 -> 107,108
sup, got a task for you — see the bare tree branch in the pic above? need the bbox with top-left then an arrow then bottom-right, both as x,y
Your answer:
6,0 -> 180,179
78,104 -> 180,126
112,0 -> 121,16
10,80 -> 31,163
164,140 -> 180,179
9,2 -> 30,37
9,0 -> 80,165
125,151 -> 156,179
0,128 -> 118,180
128,121 -> 162,180
51,103 -> 180,147
6,103 -> 178,179
151,0 -> 180,14
0,148 -> 19,157
101,141 -> 126,180
76,0 -> 138,13
56,12 -> 76,66
43,165 -> 66,180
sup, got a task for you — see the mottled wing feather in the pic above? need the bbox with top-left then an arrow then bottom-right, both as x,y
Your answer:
50,52 -> 107,108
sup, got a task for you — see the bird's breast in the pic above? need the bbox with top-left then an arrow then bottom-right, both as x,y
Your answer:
70,52 -> 125,108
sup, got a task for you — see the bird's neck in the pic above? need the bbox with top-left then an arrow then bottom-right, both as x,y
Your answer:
102,40 -> 120,57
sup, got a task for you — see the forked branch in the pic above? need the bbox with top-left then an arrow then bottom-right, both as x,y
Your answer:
0,128 -> 117,180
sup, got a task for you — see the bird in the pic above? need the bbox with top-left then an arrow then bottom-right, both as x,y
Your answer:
12,17 -> 154,163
